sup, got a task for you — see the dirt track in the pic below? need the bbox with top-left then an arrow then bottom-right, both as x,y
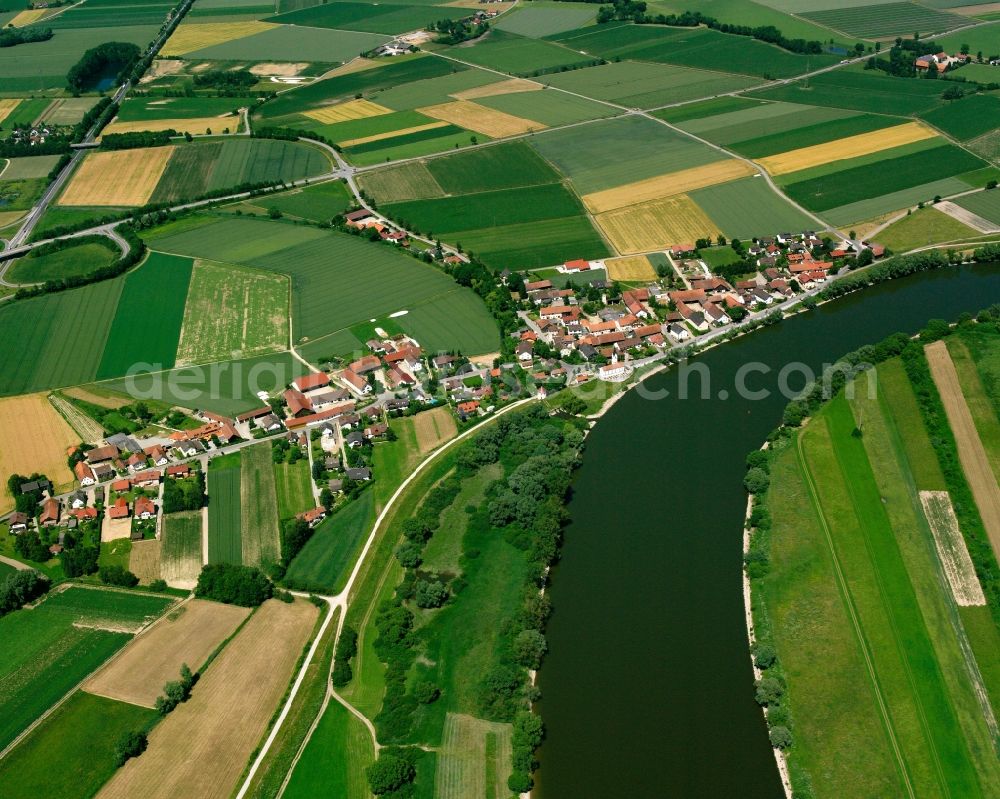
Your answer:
925,341 -> 1000,564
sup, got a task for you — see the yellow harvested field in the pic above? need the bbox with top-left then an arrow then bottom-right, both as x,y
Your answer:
418,100 -> 544,137
303,98 -> 392,125
101,516 -> 133,543
451,78 -> 542,101
161,21 -> 278,56
59,147 -> 174,207
97,598 -> 317,799
0,394 -> 77,514
340,121 -> 449,147
8,8 -> 50,26
919,491 -> 986,606
594,195 -> 720,255
925,340 -> 1000,563
248,62 -> 308,77
606,255 -> 656,281
129,539 -> 162,586
0,99 -> 20,126
582,159 -> 755,214
413,406 -> 458,454
758,121 -> 937,176
103,116 -> 238,136
85,599 -> 252,708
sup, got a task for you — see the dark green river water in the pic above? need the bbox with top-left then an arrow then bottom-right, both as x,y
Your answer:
536,264 -> 1000,798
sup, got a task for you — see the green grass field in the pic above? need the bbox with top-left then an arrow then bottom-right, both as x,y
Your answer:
877,207 -> 978,251
475,88 -> 616,126
552,21 -> 837,77
690,177 -> 816,239
99,351 -> 309,415
542,60 -> 756,108
0,690 -> 157,799
149,139 -> 332,205
385,182 -> 586,235
497,4 -> 597,37
0,155 -> 62,180
275,458 -> 314,523
116,95 -> 241,121
342,126 -> 479,167
268,1 -> 463,34
759,365 -> 1000,797
282,694 -> 374,799
531,114 -> 723,194
96,252 -> 193,379
175,259 -> 288,365
783,144 -> 986,213
801,2 -> 967,38
7,239 -> 119,285
160,510 -> 203,584
0,586 -> 172,750
243,179 -> 353,222
955,189 -> 1000,226
241,443 -> 281,568
398,292 -> 501,355
449,30 -> 596,76
730,114 -> 903,159
453,215 -> 610,269
0,278 -> 123,397
749,68 -> 950,116
920,94 -> 1000,142
653,95 -> 766,124
0,25 -> 159,91
144,215 -> 327,262
285,491 -> 375,593
207,455 -> 243,565
426,140 -> 561,195
669,102 -> 857,147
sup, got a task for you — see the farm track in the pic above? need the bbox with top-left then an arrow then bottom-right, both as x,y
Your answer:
925,340 -> 1000,564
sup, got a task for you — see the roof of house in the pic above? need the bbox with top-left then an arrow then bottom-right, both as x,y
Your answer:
135,496 -> 155,516
108,497 -> 129,519
285,388 -> 312,416
86,445 -> 119,463
74,461 -> 95,481
236,406 -> 273,422
294,372 -> 330,392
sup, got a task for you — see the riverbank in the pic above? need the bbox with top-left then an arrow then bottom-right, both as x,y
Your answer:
743,450 -> 793,799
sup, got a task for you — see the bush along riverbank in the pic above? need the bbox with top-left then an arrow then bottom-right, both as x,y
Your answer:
742,305 -> 1000,799
362,404 -> 586,796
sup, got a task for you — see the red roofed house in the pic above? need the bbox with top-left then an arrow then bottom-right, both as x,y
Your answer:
39,498 -> 60,527
292,372 -> 330,393
135,495 -> 156,520
457,400 -> 480,417
298,506 -> 327,527
341,368 -> 372,395
166,464 -> 191,479
108,497 -> 130,520
75,461 -> 96,486
562,259 -> 591,272
285,388 -> 313,418
131,470 -> 161,488
70,507 -> 98,522
349,355 -> 381,375
524,279 -> 552,292
86,445 -> 119,464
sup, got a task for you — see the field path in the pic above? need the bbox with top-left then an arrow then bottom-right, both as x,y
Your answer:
925,340 -> 1000,563
0,554 -> 29,571
795,432 -> 917,799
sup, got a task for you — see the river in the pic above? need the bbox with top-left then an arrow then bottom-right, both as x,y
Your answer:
536,263 -> 1000,798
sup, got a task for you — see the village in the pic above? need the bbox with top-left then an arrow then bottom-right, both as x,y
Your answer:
2,221 -> 889,569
